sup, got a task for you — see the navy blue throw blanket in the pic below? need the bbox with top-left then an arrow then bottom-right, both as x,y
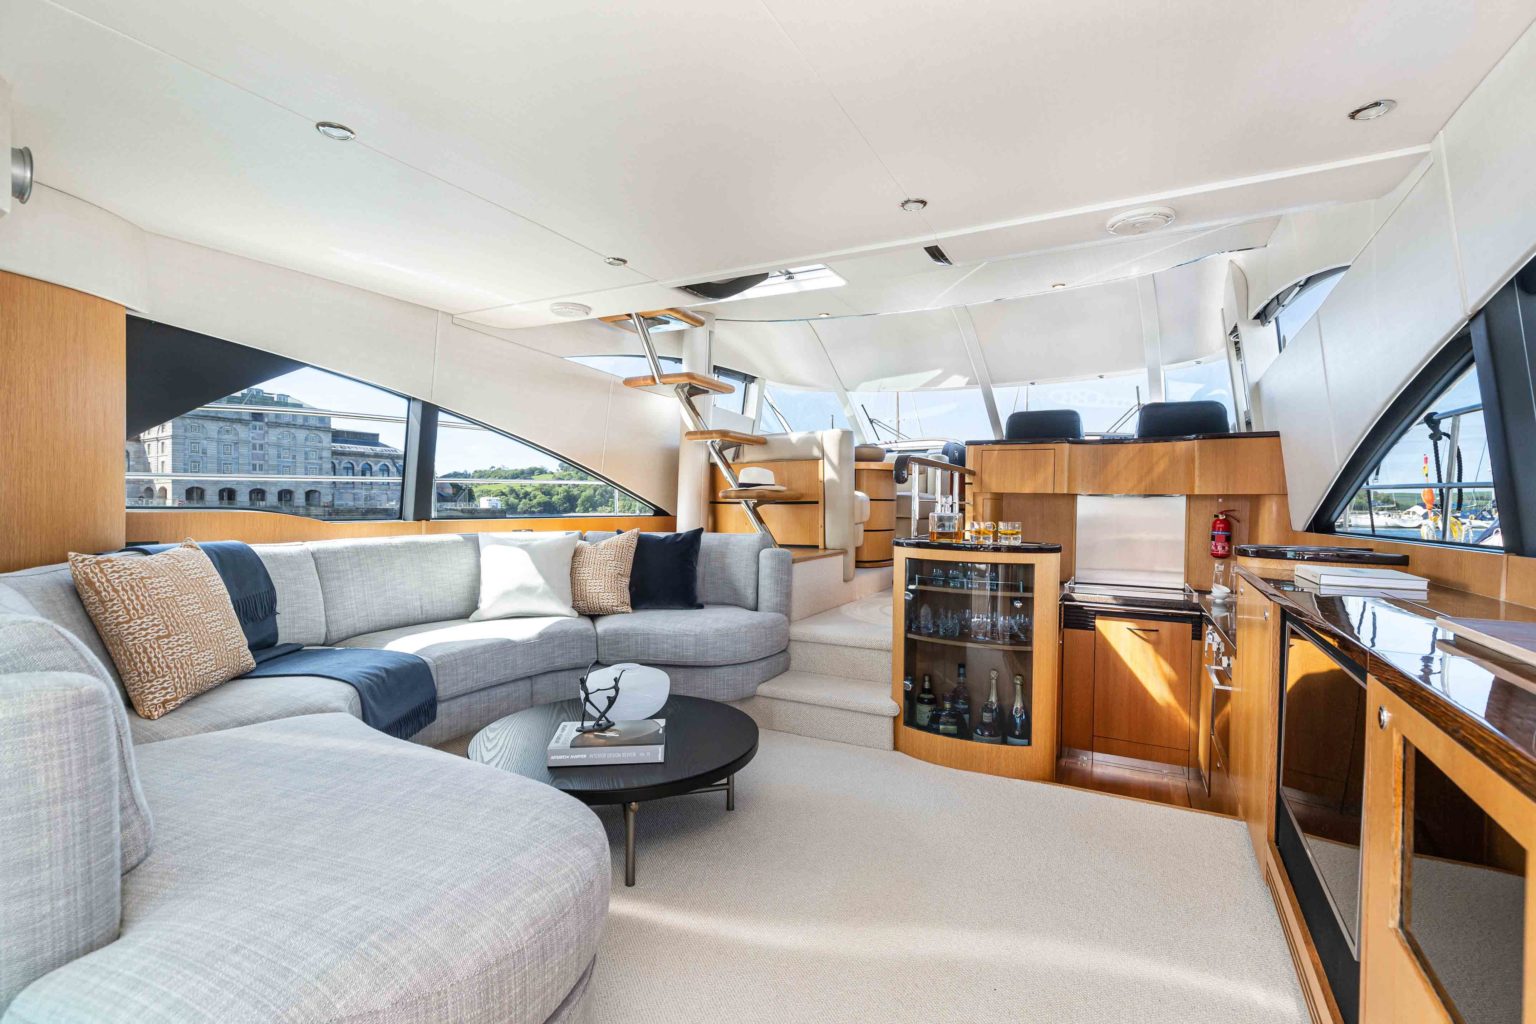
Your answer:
130,541 -> 437,739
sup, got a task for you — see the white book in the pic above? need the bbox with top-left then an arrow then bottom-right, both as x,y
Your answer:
1294,565 -> 1428,589
1297,583 -> 1429,598
547,719 -> 666,766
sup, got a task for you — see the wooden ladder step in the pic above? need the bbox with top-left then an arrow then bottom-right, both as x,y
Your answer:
684,429 -> 765,446
717,488 -> 804,504
623,371 -> 734,397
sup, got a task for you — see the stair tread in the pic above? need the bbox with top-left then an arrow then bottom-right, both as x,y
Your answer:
789,595 -> 893,651
684,429 -> 765,446
623,371 -> 734,396
717,488 -> 804,503
756,671 -> 899,716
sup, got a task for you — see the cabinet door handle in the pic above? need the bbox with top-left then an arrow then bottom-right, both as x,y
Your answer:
1128,626 -> 1161,636
1206,665 -> 1235,692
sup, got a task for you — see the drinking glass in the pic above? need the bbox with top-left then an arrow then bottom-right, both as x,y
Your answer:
998,521 -> 1022,546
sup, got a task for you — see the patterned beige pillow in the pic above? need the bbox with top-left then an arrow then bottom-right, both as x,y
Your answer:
571,530 -> 639,615
69,541 -> 255,719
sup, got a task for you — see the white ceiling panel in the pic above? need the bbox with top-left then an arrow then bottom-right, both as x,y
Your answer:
712,319 -> 840,390
811,308 -> 976,391
1152,258 -> 1231,364
0,0 -> 646,313
968,282 -> 1146,385
761,0 -> 1534,233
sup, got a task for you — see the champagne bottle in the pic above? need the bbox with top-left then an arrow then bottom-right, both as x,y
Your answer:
952,663 -> 971,738
1005,674 -> 1031,746
974,670 -> 1003,743
915,674 -> 938,728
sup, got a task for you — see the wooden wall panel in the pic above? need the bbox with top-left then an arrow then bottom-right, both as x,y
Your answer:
0,272 -> 125,570
710,459 -> 821,497
1068,441 -> 1195,494
708,502 -> 822,546
126,510 -> 676,545
855,530 -> 893,566
975,494 -> 1077,579
1192,437 -> 1287,494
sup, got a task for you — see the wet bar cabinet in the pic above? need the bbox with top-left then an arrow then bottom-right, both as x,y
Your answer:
892,539 -> 1061,780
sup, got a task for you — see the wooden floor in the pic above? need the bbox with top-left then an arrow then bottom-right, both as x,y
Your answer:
1055,754 -> 1222,813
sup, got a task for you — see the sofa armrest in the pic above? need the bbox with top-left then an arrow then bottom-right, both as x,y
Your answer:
757,548 -> 793,619
0,672 -> 123,1011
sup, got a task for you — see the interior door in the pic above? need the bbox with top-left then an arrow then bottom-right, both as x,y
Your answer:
1361,676 -> 1533,1024
1092,616 -> 1193,762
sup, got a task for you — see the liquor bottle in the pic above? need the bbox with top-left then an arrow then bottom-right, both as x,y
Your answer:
951,663 -> 971,739
1005,674 -> 1031,746
915,674 -> 938,728
903,673 -> 915,724
934,696 -> 960,736
974,670 -> 1003,743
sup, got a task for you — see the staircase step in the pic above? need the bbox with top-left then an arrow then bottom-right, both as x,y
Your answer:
717,488 -> 804,503
733,671 -> 897,750
684,429 -> 765,446
789,594 -> 892,650
623,371 -> 734,397
789,639 -> 890,683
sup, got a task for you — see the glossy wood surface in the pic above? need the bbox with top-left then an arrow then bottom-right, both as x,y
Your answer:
708,502 -> 822,546
1060,626 -> 1096,752
1194,436 -> 1288,494
0,272 -> 126,570
682,429 -> 765,446
1069,440 -> 1196,494
125,510 -> 676,545
621,370 -> 733,394
855,529 -> 893,566
966,435 -> 1284,497
711,459 -> 821,497
1091,616 -> 1195,764
971,445 -> 1063,493
892,545 -> 1060,780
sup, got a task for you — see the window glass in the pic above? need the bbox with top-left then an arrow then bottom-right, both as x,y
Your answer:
126,367 -> 408,521
993,372 -> 1149,435
1163,357 -> 1236,427
711,366 -> 755,417
1275,269 -> 1345,351
432,413 -> 653,518
756,385 -> 849,432
849,389 -> 994,442
1333,367 -> 1498,547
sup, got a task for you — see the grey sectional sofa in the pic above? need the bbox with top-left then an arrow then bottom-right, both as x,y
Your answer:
0,530 -> 792,1023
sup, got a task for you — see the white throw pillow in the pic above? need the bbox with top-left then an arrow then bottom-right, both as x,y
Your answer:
470,532 -> 580,620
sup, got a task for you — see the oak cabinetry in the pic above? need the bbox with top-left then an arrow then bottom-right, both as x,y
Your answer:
1091,616 -> 1196,766
1060,626 -> 1096,752
1360,677 -> 1533,1024
1068,441 -> 1196,495
966,435 -> 1284,498
971,445 -> 1063,493
1231,572 -> 1283,856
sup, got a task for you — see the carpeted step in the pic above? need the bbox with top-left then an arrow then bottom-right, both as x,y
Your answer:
788,640 -> 890,683
732,671 -> 897,750
788,594 -> 893,683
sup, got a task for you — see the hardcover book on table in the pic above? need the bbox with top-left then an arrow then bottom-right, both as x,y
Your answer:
1293,565 -> 1430,590
547,719 -> 667,766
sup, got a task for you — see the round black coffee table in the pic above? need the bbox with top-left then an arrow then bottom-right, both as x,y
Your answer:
468,695 -> 759,886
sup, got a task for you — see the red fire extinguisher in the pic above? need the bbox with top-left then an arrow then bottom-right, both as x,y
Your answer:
1211,509 -> 1237,559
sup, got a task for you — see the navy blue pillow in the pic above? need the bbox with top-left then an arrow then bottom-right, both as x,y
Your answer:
629,528 -> 704,610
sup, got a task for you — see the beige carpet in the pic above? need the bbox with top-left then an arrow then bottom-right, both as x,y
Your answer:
582,730 -> 1308,1023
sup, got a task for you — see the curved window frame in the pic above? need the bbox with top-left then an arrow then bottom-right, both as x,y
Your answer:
1311,332 -> 1497,549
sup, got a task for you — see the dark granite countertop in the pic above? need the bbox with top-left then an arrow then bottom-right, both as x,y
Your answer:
1234,544 -> 1410,565
964,431 -> 1278,447
894,538 -> 1062,554
1236,565 -> 1536,798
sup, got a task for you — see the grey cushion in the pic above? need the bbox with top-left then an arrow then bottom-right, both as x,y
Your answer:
697,533 -> 770,609
584,531 -> 767,610
594,606 -> 788,667
252,544 -> 327,647
658,651 -> 790,702
309,535 -> 480,644
337,616 -> 597,701
0,564 -> 118,683
0,672 -> 123,1011
128,675 -> 362,745
757,548 -> 793,619
0,616 -> 153,873
4,713 -> 610,1024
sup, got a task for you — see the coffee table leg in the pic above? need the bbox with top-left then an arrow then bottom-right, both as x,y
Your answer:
726,774 -> 735,811
624,801 -> 638,887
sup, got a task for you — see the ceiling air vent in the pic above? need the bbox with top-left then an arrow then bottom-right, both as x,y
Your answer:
924,245 -> 953,266
1106,206 -> 1176,236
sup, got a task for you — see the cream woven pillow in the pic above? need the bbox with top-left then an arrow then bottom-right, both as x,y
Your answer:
571,530 -> 639,615
69,541 -> 255,719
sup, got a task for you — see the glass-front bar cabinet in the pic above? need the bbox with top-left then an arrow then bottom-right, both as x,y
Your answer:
892,539 -> 1062,780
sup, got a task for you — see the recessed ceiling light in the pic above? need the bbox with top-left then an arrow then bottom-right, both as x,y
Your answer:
817,312 -> 832,318
1106,206 -> 1176,236
550,302 -> 592,318
1050,282 -> 1067,289
603,256 -> 628,267
1347,99 -> 1397,121
314,121 -> 356,141
899,198 -> 928,212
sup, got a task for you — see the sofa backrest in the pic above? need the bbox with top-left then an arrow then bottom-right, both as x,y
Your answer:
580,530 -> 769,610
0,564 -> 121,684
306,535 -> 481,644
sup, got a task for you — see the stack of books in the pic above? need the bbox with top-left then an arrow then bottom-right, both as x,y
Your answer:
1294,565 -> 1429,598
547,719 -> 667,766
